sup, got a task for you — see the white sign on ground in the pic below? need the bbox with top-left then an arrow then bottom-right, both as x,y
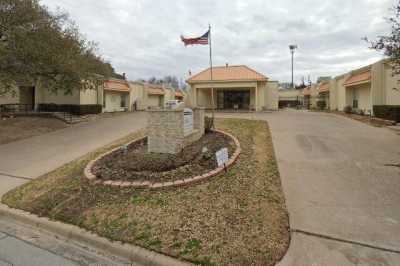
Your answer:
183,108 -> 193,136
216,147 -> 229,167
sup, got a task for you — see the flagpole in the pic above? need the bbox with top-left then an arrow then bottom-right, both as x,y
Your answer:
209,24 -> 215,124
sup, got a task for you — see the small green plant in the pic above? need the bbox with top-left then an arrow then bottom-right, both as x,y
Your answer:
131,194 -> 146,204
131,194 -> 168,207
181,238 -> 202,255
191,256 -> 215,266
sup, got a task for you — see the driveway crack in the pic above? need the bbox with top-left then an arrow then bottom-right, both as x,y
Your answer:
0,172 -> 32,180
292,229 -> 400,254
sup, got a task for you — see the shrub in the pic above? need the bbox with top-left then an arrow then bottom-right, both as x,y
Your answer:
38,104 -> 102,115
204,116 -> 214,133
373,105 -> 400,122
317,101 -> 326,110
344,106 -> 352,114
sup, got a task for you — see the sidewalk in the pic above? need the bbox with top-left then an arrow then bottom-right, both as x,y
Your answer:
0,112 -> 147,189
0,217 -> 132,266
0,112 -> 147,265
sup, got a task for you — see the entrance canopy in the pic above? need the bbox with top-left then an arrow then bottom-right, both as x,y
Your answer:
344,70 -> 371,87
187,65 -> 273,111
187,65 -> 268,83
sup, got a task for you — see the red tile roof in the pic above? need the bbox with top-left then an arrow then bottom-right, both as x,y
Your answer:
145,84 -> 165,95
187,65 -> 268,83
318,82 -> 330,93
175,90 -> 184,97
344,70 -> 371,87
104,79 -> 130,92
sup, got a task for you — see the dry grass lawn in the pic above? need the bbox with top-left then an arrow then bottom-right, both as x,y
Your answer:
2,118 -> 289,266
0,116 -> 68,145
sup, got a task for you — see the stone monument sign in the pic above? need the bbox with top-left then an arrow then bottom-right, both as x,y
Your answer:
147,107 -> 205,154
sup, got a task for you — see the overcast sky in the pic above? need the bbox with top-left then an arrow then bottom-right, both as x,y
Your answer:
42,0 -> 393,84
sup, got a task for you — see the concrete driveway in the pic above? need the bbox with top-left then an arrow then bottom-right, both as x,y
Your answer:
0,112 -> 147,266
0,112 -> 147,196
217,110 -> 400,265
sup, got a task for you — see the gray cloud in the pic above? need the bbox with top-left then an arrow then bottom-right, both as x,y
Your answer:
42,0 -> 394,83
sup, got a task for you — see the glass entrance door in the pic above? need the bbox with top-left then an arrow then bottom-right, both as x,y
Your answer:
219,91 -> 250,110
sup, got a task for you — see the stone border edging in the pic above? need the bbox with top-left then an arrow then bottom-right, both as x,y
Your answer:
84,129 -> 241,189
0,204 -> 191,266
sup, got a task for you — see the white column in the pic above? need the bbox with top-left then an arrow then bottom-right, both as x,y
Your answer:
255,85 -> 258,111
193,87 -> 197,107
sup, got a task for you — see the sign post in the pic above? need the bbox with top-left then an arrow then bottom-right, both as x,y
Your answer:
183,108 -> 194,136
215,147 -> 229,172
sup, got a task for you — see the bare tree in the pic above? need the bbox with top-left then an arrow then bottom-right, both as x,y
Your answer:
365,1 -> 400,78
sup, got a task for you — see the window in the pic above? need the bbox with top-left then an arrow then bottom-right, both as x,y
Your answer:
352,89 -> 359,109
121,95 -> 126,107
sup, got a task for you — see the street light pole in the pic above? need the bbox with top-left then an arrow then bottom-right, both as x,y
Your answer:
289,45 -> 298,89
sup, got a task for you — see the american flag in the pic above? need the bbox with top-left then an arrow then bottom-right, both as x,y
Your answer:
181,30 -> 209,46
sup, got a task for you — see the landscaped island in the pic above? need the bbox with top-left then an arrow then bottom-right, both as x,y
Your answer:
2,118 -> 289,266
92,131 -> 235,183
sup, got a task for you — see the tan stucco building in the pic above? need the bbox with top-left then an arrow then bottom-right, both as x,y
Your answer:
129,82 -> 181,110
278,88 -> 302,108
302,84 -> 318,109
315,81 -> 330,109
0,82 -> 102,109
328,59 -> 400,115
102,79 -> 131,112
186,65 -> 278,111
0,78 -> 134,113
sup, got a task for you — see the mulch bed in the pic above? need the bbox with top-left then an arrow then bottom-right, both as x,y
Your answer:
91,131 -> 235,183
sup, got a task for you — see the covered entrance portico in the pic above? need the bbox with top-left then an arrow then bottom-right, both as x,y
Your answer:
193,84 -> 259,111
343,70 -> 372,114
186,65 -> 279,111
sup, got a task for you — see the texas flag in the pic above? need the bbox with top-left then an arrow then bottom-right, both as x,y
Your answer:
181,30 -> 209,46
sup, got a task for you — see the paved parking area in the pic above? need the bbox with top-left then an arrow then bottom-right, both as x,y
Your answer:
216,110 -> 400,265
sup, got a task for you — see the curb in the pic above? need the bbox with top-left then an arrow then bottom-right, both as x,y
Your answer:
84,130 -> 241,189
0,204 -> 191,266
